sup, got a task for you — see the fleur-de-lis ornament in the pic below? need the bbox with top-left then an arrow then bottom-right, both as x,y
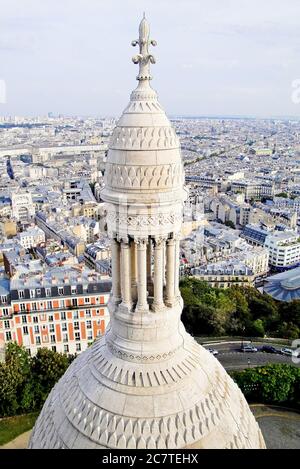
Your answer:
132,13 -> 157,81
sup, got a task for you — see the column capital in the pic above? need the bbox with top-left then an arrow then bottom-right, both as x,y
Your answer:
120,237 -> 130,246
154,236 -> 167,247
134,237 -> 148,246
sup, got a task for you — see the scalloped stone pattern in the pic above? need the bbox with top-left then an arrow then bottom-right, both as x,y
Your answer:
109,126 -> 180,151
105,163 -> 184,190
29,334 -> 266,449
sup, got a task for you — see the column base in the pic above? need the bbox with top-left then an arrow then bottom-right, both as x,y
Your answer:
135,305 -> 149,314
151,302 -> 165,313
165,299 -> 176,308
119,303 -> 133,314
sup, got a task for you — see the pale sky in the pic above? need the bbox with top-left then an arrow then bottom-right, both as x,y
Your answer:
1,0 -> 300,118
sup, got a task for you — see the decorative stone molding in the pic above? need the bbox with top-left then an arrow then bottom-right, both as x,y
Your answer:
109,126 -> 179,151
105,162 -> 183,190
106,211 -> 182,230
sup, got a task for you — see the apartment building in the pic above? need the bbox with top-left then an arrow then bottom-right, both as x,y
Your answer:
18,227 -> 45,249
264,231 -> 300,270
0,268 -> 111,356
191,263 -> 254,288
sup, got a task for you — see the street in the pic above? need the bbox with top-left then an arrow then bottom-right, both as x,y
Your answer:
200,341 -> 299,370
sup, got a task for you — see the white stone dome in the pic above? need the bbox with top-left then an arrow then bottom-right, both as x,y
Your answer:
29,331 -> 265,449
29,15 -> 265,450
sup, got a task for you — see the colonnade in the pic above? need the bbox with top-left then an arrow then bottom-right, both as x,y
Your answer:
111,235 -> 180,312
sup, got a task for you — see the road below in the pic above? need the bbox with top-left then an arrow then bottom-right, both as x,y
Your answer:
198,340 -> 299,370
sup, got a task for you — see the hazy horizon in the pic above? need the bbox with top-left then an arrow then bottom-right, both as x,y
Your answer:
1,0 -> 300,118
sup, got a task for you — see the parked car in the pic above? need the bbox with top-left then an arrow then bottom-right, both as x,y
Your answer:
281,347 -> 299,357
208,348 -> 219,356
260,345 -> 279,354
240,344 -> 258,353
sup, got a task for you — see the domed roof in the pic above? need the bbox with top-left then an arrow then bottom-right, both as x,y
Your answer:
29,331 -> 265,449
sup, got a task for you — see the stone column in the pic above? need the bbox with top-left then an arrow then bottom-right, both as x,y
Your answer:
130,241 -> 138,303
136,238 -> 149,312
147,240 -> 153,296
174,235 -> 181,297
111,239 -> 121,303
165,238 -> 176,306
121,241 -> 132,309
152,237 -> 165,312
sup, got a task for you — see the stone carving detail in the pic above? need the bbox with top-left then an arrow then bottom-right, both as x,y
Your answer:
106,340 -> 179,366
105,162 -> 183,190
106,211 -> 182,229
109,126 -> 179,150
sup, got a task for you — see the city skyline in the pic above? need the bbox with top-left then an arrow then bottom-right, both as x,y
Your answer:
1,0 -> 300,118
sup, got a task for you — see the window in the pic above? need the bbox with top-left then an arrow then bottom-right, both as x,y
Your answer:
59,299 -> 65,308
72,299 -> 77,307
61,311 -> 66,320
87,330 -> 93,340
62,323 -> 67,332
84,297 -> 90,304
49,324 -> 55,333
22,315 -> 27,324
36,336 -> 41,345
33,316 -> 38,323
45,288 -> 51,297
23,326 -> 29,335
64,344 -> 69,353
2,308 -> 9,316
71,286 -> 77,295
58,287 -> 64,296
5,331 -> 12,341
76,343 -> 81,352
51,346 -> 56,352
36,289 -> 41,296
86,320 -> 92,329
47,301 -> 52,310
74,321 -> 79,330
1,295 -> 7,303
73,311 -> 78,319
19,290 -> 25,299
20,304 -> 26,312
63,333 -> 68,342
32,303 -> 37,311
4,320 -> 10,329
50,334 -> 56,344
75,332 -> 80,341
49,315 -> 53,322
34,325 -> 39,334
85,310 -> 91,318
30,290 -> 35,299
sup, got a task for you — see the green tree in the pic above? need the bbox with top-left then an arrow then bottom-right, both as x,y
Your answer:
232,365 -> 300,404
0,343 -> 33,417
247,319 -> 265,337
225,220 -> 236,229
31,348 -> 71,408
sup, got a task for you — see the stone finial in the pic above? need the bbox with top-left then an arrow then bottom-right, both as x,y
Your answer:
132,14 -> 157,81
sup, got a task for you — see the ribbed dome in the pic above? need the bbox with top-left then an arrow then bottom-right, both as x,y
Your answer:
29,15 -> 266,450
29,332 -> 265,449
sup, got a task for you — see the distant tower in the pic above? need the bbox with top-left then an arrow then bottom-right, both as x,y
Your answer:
29,16 -> 265,449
